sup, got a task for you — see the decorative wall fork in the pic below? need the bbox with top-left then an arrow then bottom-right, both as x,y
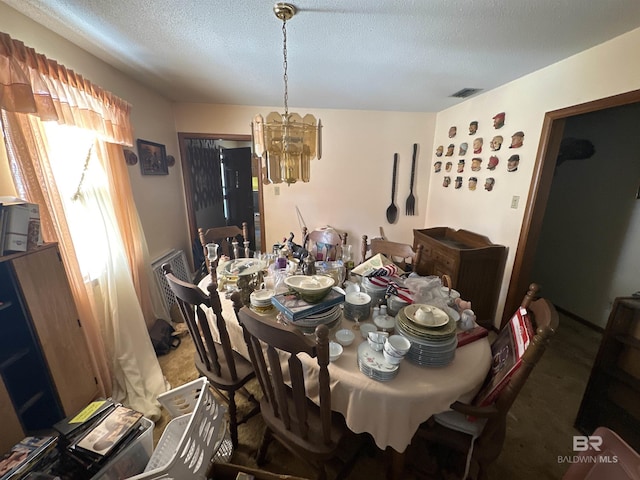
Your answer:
405,143 -> 418,215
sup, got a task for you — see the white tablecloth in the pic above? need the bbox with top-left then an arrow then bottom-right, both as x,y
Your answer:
197,277 -> 491,453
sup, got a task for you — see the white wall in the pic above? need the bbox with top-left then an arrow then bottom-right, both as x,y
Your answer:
173,104 -> 436,257
427,27 -> 640,325
0,3 -> 191,263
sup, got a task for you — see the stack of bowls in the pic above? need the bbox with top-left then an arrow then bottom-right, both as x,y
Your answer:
344,292 -> 372,322
382,335 -> 411,365
250,289 -> 275,314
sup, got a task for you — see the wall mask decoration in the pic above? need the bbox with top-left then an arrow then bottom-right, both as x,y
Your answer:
445,144 -> 455,156
443,176 -> 451,187
492,112 -> 505,129
473,137 -> 483,154
457,159 -> 465,173
471,157 -> 482,172
510,131 -> 524,148
434,161 -> 442,173
445,161 -> 453,172
435,145 -> 444,157
166,155 -> 176,167
487,155 -> 499,171
469,121 -> 478,135
507,154 -> 520,172
448,126 -> 457,138
469,177 -> 478,191
124,149 -> 138,166
484,177 -> 495,191
455,176 -> 463,189
459,142 -> 468,156
490,135 -> 503,151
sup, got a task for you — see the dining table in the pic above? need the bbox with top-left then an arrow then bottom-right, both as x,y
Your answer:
197,275 -> 492,479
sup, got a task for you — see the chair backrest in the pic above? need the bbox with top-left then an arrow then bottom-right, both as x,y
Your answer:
476,283 -> 559,456
162,263 -> 241,382
562,426 -> 640,480
361,235 -> 423,271
237,307 -> 334,446
302,226 -> 346,261
198,222 -> 249,271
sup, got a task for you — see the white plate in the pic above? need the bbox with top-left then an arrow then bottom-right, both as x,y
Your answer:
223,258 -> 265,277
357,341 -> 399,373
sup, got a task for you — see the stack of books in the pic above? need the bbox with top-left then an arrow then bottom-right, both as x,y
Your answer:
51,400 -> 145,479
0,437 -> 58,480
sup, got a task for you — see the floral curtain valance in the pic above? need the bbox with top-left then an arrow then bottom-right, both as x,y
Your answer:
0,31 -> 133,146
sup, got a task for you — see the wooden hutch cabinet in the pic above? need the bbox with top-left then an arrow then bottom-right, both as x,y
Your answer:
413,227 -> 507,329
575,297 -> 640,451
0,243 -> 98,452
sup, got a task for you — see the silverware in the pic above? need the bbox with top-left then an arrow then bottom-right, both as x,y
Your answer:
386,154 -> 399,224
405,143 -> 418,215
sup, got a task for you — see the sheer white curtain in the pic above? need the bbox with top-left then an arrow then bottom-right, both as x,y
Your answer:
44,123 -> 166,419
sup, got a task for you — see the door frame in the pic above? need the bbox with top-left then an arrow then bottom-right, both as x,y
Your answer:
177,132 -> 266,250
502,89 -> 640,327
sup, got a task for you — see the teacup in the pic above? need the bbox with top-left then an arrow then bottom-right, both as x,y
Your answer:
383,349 -> 404,365
385,335 -> 411,356
367,331 -> 389,351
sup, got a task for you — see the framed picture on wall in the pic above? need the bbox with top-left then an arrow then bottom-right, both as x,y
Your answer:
137,139 -> 168,175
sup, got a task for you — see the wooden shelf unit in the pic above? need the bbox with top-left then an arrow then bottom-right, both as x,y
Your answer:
412,227 -> 507,329
0,244 -> 99,453
575,297 -> 640,451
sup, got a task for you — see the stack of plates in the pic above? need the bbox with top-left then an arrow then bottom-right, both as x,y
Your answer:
250,289 -> 275,314
395,305 -> 458,367
281,305 -> 342,335
356,341 -> 399,382
344,292 -> 372,321
360,276 -> 389,306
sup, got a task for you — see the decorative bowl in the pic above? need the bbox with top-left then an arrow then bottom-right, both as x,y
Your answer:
284,275 -> 335,303
329,341 -> 343,362
335,328 -> 355,347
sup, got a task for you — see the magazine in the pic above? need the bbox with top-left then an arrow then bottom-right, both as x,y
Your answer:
271,288 -> 345,321
73,406 -> 142,458
473,306 -> 532,406
0,437 -> 57,480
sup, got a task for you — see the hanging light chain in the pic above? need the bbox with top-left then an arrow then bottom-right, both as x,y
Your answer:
282,17 -> 289,115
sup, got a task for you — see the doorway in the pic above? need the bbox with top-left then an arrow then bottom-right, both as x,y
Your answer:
177,133 -> 265,263
502,89 -> 640,327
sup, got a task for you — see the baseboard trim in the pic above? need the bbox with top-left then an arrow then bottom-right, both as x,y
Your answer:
555,305 -> 604,333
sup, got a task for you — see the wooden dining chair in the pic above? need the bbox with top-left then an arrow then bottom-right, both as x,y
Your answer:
236,306 -> 363,480
162,263 -> 258,449
302,226 -> 347,261
198,222 -> 249,272
414,283 -> 559,480
361,235 -> 423,272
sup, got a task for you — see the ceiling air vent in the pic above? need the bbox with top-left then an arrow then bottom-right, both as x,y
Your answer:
450,88 -> 483,98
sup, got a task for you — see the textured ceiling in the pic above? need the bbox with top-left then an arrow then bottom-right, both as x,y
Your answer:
4,0 -> 640,112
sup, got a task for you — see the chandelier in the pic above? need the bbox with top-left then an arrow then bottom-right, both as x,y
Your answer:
251,2 -> 322,185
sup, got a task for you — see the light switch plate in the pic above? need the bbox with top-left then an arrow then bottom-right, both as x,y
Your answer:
511,196 -> 520,209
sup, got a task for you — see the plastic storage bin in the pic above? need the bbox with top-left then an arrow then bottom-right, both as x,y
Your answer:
126,377 -> 228,480
91,416 -> 154,480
